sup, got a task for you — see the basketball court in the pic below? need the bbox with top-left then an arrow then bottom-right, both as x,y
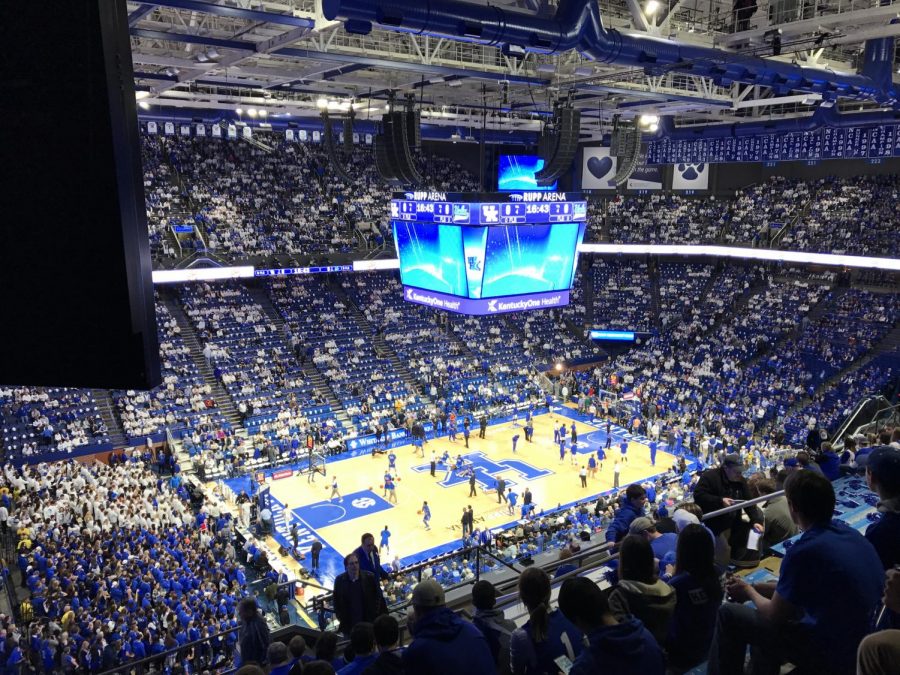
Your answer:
214,405 -> 675,588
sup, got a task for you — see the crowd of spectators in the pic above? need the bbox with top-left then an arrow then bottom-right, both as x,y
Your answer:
141,131 -> 478,263
782,175 -> 900,257
0,388 -> 108,459
114,299 -> 225,442
3,456 -> 257,672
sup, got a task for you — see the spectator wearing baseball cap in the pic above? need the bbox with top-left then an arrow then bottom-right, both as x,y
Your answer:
628,517 -> 678,577
403,578 -> 496,675
864,445 -> 900,570
693,453 -> 763,566
267,641 -> 293,675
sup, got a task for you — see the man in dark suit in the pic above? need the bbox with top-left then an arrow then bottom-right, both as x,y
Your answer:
353,533 -> 383,582
469,471 -> 477,497
333,553 -> 387,636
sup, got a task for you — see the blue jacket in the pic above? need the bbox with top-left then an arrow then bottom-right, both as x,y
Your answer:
866,509 -> 900,571
570,618 -> 665,675
403,607 -> 496,675
605,501 -> 644,545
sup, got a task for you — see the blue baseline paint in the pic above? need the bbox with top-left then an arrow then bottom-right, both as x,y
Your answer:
292,490 -> 393,529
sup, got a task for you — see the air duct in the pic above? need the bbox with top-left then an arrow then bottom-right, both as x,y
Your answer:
323,0 -> 898,104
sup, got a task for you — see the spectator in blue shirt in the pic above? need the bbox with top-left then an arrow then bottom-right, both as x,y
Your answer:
604,484 -> 648,547
665,523 -> 724,670
708,470 -> 885,675
403,578 -> 496,675
864,445 -> 900,570
627,517 -> 677,576
337,622 -> 377,675
510,567 -> 582,675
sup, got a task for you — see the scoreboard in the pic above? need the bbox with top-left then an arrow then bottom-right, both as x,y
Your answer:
392,191 -> 587,315
646,123 -> 900,165
391,196 -> 586,225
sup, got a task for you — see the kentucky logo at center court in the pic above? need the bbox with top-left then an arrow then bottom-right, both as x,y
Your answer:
413,451 -> 551,490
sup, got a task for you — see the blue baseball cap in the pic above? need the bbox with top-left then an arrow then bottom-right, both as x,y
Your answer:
867,446 -> 900,493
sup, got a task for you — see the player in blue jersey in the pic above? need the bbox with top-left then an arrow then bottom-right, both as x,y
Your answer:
448,419 -> 457,442
421,501 -> 431,530
597,446 -> 606,469
605,419 -> 613,449
380,526 -> 391,556
388,451 -> 397,472
619,439 -> 629,463
382,470 -> 392,498
559,439 -> 567,464
587,454 -> 598,479
553,423 -> 561,444
649,439 -> 658,467
385,475 -> 397,504
507,488 -> 518,516
570,440 -> 579,466
512,434 -> 520,454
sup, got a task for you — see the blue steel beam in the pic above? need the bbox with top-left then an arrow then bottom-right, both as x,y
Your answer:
128,4 -> 157,26
322,63 -> 371,80
148,0 -> 314,28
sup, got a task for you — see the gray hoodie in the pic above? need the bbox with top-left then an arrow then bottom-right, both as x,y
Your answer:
608,579 -> 676,646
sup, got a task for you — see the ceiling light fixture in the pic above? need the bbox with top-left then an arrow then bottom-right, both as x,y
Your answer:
138,101 -> 150,110
645,0 -> 660,15
246,108 -> 258,117
316,97 -> 328,109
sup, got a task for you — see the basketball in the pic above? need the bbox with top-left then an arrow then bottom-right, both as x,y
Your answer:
417,510 -> 422,515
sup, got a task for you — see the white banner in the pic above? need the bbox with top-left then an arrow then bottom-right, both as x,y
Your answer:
312,130 -> 321,143
146,121 -> 158,135
180,125 -> 191,137
365,133 -> 373,145
226,125 -> 237,139
285,129 -> 295,141
581,147 -> 616,190
163,121 -> 175,136
196,123 -> 206,137
352,132 -> 360,144
299,129 -> 308,141
242,126 -> 252,139
671,163 -> 709,190
211,124 -> 222,138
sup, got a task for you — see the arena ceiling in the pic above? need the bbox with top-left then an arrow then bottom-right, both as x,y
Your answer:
129,0 -> 900,141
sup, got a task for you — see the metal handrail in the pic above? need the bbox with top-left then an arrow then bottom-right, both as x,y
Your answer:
701,489 -> 784,520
